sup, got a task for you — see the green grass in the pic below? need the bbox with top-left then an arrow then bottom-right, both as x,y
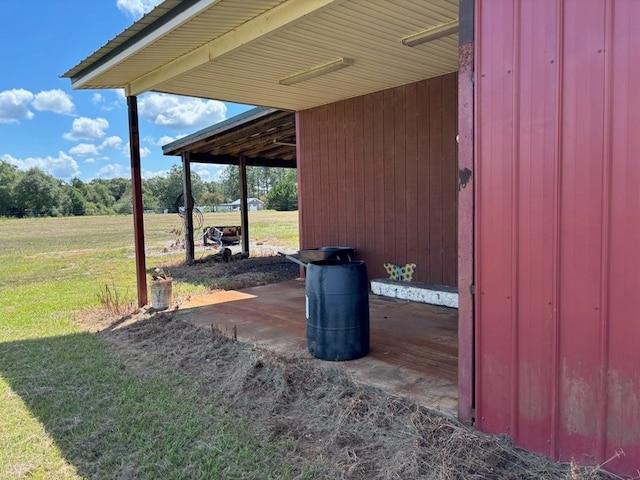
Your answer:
0,212 -> 316,479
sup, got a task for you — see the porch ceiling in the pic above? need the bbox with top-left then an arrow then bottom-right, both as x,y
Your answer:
62,0 -> 459,111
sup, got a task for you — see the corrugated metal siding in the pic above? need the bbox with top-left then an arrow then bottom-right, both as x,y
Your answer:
297,74 -> 458,286
475,0 -> 640,474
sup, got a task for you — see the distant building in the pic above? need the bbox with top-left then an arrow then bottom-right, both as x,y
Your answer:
216,198 -> 264,212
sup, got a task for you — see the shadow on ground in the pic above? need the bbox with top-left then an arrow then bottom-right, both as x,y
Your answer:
0,327 -> 321,479
0,306 -> 620,480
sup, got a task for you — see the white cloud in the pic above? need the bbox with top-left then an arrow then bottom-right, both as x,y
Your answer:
117,0 -> 162,19
157,135 -> 176,146
2,152 -> 80,179
95,163 -> 129,179
63,117 -> 109,141
100,136 -> 123,150
32,89 -> 74,115
142,168 -> 170,179
93,90 -> 125,111
84,158 -> 97,164
192,164 -> 225,182
157,133 -> 188,146
69,143 -> 99,156
122,142 -> 153,158
0,88 -> 35,124
138,93 -> 227,130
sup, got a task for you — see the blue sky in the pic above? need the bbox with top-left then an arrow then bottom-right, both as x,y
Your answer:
0,0 -> 253,182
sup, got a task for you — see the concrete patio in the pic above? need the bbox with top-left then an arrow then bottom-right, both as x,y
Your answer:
180,279 -> 458,417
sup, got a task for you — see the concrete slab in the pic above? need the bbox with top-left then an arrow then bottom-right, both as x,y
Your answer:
180,279 -> 458,417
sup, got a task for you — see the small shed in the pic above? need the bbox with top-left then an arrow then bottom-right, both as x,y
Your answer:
218,198 -> 264,212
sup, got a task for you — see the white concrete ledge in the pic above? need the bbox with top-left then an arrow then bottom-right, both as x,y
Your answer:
370,279 -> 458,309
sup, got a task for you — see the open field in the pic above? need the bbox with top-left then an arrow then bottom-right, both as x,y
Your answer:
0,213 -> 620,479
0,212 -> 310,479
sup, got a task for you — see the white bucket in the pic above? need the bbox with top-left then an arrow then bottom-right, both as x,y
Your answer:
150,279 -> 172,310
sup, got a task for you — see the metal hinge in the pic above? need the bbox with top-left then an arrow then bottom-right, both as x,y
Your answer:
470,284 -> 476,295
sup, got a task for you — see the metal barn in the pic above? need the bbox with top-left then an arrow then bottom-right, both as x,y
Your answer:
64,0 -> 640,474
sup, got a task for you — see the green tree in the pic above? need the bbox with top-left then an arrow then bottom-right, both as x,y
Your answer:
159,165 -> 205,212
142,188 -> 160,210
199,190 -> 225,207
68,187 -> 87,216
266,178 -> 298,211
113,186 -> 133,214
218,165 -> 239,202
0,160 -> 20,216
14,168 -> 65,217
87,181 -> 117,209
144,176 -> 168,207
102,178 -> 129,202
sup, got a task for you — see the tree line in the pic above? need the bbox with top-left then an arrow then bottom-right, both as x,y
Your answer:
0,160 -> 297,218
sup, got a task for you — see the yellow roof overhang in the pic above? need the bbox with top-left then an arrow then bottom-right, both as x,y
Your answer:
63,0 -> 459,111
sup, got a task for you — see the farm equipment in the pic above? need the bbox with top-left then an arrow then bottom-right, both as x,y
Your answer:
202,226 -> 242,247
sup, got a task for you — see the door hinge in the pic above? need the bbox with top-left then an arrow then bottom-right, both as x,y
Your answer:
470,284 -> 476,295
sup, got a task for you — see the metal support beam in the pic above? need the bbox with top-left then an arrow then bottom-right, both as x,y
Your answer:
238,156 -> 250,254
126,95 -> 148,307
182,152 -> 195,264
457,0 -> 475,426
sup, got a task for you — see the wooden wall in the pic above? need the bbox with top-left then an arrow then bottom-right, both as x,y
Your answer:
296,73 -> 458,286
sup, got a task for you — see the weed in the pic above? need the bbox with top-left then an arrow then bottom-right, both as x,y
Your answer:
97,281 -> 133,315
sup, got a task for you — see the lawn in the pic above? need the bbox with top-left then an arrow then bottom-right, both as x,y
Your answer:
0,212 -> 314,479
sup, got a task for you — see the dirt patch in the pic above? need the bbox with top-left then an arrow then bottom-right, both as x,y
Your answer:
78,256 -> 618,480
152,247 -> 301,291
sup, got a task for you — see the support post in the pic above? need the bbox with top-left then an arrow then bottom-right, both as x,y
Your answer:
182,152 -> 195,264
238,156 -> 250,254
295,111 -> 304,278
126,95 -> 148,307
457,0 -> 475,425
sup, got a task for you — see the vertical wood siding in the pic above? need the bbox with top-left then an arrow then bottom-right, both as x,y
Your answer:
475,1 -> 640,474
297,74 -> 458,286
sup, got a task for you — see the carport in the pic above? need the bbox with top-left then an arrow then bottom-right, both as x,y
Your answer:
161,107 -> 296,263
60,0 -> 472,454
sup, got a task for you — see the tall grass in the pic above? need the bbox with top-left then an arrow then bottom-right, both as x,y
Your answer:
0,212 -> 314,479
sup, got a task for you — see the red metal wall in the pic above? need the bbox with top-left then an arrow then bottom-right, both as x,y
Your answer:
475,0 -> 640,474
296,74 -> 458,286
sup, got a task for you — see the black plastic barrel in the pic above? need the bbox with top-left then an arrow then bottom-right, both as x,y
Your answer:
305,260 -> 369,361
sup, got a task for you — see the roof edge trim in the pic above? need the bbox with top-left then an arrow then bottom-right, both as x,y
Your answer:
162,107 -> 280,155
67,0 -> 217,91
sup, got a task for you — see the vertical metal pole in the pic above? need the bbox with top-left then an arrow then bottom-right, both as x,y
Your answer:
127,95 -> 148,307
182,152 -> 195,264
238,156 -> 250,254
457,0 -> 475,425
294,111 -> 304,278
